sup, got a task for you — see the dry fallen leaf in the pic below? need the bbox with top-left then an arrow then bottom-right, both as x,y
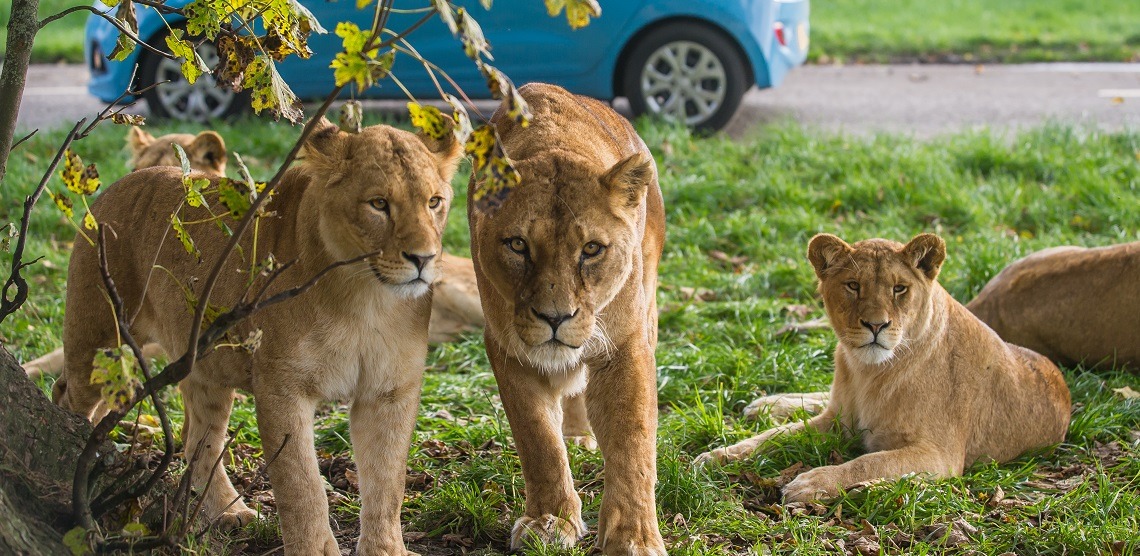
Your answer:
679,286 -> 717,302
1112,386 -> 1139,399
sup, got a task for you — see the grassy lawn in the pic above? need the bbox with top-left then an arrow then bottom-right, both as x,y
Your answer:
0,0 -> 88,64
2,117 -> 1139,554
5,0 -> 1139,64
809,0 -> 1140,63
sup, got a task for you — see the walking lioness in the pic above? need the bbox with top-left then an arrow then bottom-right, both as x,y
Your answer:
469,83 -> 667,554
55,119 -> 461,555
697,233 -> 1072,503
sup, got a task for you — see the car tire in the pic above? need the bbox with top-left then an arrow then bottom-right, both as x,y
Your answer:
621,23 -> 749,132
138,30 -> 248,122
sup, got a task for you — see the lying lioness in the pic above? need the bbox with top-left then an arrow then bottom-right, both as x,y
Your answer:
697,233 -> 1072,503
24,126 -> 484,376
55,119 -> 461,555
967,242 -> 1140,370
469,83 -> 667,554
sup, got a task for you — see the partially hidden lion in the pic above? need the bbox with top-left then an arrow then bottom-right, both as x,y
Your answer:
468,83 -> 667,555
697,233 -> 1072,504
967,242 -> 1140,370
23,126 -> 483,376
54,119 -> 462,555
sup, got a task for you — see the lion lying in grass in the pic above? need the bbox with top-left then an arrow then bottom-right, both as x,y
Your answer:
967,242 -> 1140,370
55,119 -> 461,555
698,233 -> 1072,504
24,126 -> 484,376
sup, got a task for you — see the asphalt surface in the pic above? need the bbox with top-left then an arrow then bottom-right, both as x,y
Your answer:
17,62 -> 1140,137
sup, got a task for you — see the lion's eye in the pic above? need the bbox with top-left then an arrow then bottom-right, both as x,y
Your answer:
845,281 -> 860,292
893,284 -> 908,294
368,198 -> 388,211
428,196 -> 443,209
506,237 -> 528,254
582,241 -> 604,258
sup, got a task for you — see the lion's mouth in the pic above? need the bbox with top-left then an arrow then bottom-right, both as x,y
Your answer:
546,338 -> 582,350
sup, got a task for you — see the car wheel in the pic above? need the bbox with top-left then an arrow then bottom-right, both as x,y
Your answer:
138,32 -> 248,122
622,23 -> 749,131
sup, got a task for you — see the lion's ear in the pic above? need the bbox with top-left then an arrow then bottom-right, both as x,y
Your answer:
299,117 -> 345,173
603,152 -> 654,208
190,131 -> 227,173
807,233 -> 852,278
126,126 -> 155,155
416,114 -> 462,182
903,233 -> 946,280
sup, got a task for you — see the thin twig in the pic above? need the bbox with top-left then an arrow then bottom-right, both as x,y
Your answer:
9,129 -> 37,152
39,6 -> 176,60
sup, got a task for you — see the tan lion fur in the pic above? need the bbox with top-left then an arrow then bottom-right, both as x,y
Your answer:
23,127 -> 484,377
697,233 -> 1071,503
468,83 -> 667,555
54,119 -> 462,555
967,242 -> 1140,370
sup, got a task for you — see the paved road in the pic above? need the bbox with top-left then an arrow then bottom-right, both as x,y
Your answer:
17,62 -> 1140,137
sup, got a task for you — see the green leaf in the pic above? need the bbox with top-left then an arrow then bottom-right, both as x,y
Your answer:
90,345 -> 141,413
467,124 -> 520,211
184,0 -> 222,40
339,99 -> 364,133
173,144 -> 209,208
408,102 -> 449,139
544,0 -> 600,29
171,214 -> 201,261
457,8 -> 492,61
108,1 -> 138,60
121,522 -> 149,539
60,150 -> 101,195
434,0 -> 457,35
165,29 -> 209,84
243,55 -> 303,123
443,93 -> 473,143
217,178 -> 253,219
63,527 -> 92,556
50,191 -> 74,218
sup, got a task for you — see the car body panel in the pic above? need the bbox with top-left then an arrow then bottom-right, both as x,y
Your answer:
87,0 -> 808,106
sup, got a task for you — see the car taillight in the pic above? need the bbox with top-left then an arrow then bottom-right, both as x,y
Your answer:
773,21 -> 787,47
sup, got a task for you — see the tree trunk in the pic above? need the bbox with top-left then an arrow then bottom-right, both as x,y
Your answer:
0,0 -> 40,181
0,345 -> 88,554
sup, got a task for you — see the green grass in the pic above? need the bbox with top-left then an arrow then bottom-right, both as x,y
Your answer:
2,117 -> 1139,554
0,0 -> 88,63
6,0 -> 1139,64
810,0 -> 1140,63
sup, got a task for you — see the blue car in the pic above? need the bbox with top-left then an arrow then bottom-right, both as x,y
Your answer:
87,0 -> 809,130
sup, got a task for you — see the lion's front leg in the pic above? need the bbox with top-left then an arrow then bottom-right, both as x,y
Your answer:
695,411 -> 835,466
782,444 -> 964,503
255,392 -> 338,556
586,345 -> 666,556
490,347 -> 584,551
351,379 -> 423,556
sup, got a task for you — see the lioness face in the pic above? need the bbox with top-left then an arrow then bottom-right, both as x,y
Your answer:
302,121 -> 461,299
475,153 -> 655,372
808,233 -> 947,366
127,126 -> 227,176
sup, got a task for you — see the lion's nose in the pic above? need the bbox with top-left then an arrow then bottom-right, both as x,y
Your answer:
402,252 -> 436,273
532,308 -> 577,333
860,320 -> 890,335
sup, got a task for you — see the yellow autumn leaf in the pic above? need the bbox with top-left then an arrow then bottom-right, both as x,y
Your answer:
408,102 -> 449,139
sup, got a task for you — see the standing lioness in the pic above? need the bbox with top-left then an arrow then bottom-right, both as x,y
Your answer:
469,83 -> 667,554
698,234 -> 1071,503
56,119 -> 461,555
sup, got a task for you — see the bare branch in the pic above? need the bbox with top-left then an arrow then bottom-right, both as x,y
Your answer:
9,129 -> 37,152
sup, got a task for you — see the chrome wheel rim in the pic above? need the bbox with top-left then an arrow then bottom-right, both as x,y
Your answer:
639,40 -> 727,126
153,42 -> 234,121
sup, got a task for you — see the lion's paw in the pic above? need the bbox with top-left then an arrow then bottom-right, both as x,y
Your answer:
212,506 -> 259,531
510,514 -> 585,550
564,434 -> 598,450
693,447 -> 733,467
597,539 -> 668,556
782,466 -> 840,503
